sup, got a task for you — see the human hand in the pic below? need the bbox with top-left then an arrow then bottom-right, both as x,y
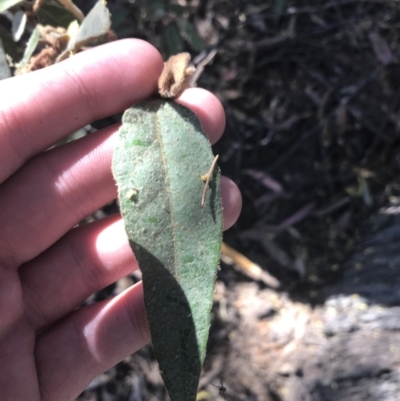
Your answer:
0,39 -> 242,401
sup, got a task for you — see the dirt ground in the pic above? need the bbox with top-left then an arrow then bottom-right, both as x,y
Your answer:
3,0 -> 400,400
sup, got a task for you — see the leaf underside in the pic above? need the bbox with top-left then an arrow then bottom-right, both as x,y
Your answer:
112,100 -> 222,401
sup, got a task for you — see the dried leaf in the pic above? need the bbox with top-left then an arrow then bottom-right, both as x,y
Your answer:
221,243 -> 280,288
158,52 -> 196,98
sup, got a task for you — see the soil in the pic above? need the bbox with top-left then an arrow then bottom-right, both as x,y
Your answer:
5,0 -> 400,400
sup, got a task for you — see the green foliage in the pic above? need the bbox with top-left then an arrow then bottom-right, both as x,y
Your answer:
0,0 -> 204,75
112,100 -> 223,401
0,0 -> 21,13
37,1 -> 77,28
176,18 -> 203,53
68,0 -> 110,48
137,0 -> 166,21
0,24 -> 18,60
0,0 -> 77,69
58,0 -> 111,61
109,0 -> 203,57
164,22 -> 184,56
18,27 -> 39,69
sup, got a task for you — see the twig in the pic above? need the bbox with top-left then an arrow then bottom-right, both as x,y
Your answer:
201,155 -> 219,207
32,0 -> 46,13
221,243 -> 280,288
190,47 -> 218,87
314,197 -> 350,217
276,203 -> 315,231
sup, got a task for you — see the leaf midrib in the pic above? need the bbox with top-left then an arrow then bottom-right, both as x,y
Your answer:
154,108 -> 186,397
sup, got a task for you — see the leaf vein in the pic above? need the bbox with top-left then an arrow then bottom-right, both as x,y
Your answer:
154,112 -> 185,393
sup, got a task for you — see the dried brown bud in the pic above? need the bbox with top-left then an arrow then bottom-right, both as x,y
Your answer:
158,53 -> 196,99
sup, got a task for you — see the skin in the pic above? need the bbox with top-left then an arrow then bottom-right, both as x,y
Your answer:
0,39 -> 242,401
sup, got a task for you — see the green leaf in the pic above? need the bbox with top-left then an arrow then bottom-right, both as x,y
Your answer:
0,39 -> 11,80
0,24 -> 19,60
18,27 -> 39,69
135,0 -> 165,20
57,0 -> 111,61
112,100 -> 222,401
177,18 -> 203,52
164,22 -> 184,57
274,0 -> 287,14
56,0 -> 84,22
0,0 -> 22,13
69,0 -> 110,47
37,0 -> 77,28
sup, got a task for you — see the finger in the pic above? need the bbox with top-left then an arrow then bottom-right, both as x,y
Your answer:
22,176 -> 239,330
0,39 -> 163,184
35,282 -> 149,401
0,267 -> 23,339
20,171 -> 240,330
0,321 -> 40,401
175,88 -> 225,144
0,125 -> 117,269
221,176 -> 242,231
0,90 -> 228,268
21,216 -> 138,330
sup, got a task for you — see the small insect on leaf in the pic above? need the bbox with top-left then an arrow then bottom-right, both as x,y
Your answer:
126,187 -> 138,201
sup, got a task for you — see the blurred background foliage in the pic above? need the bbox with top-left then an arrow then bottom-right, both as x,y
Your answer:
0,0 -> 207,63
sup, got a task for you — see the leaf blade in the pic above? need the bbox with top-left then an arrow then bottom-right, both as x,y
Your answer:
37,0 -> 76,28
12,10 -> 27,42
18,27 -> 39,70
177,18 -> 203,52
112,100 -> 222,401
57,0 -> 111,62
0,0 -> 22,13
